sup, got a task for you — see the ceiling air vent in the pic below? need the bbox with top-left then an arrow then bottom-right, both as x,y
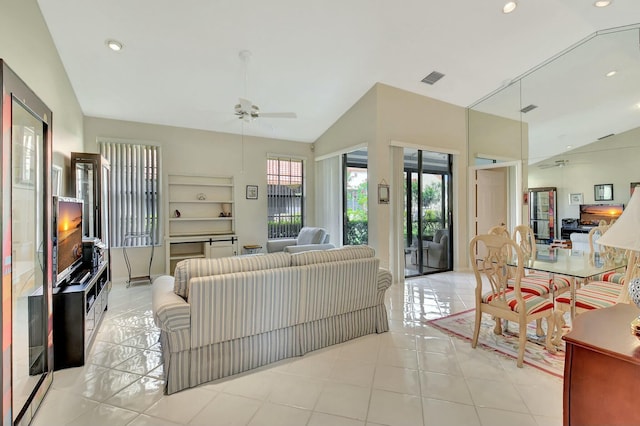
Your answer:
598,133 -> 615,140
421,71 -> 445,85
520,104 -> 538,113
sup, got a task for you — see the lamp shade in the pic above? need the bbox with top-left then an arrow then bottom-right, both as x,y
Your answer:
598,189 -> 640,251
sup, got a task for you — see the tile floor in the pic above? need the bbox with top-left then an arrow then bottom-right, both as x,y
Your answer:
31,271 -> 563,426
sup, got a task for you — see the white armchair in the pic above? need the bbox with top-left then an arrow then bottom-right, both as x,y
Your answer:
425,229 -> 449,269
266,227 -> 332,253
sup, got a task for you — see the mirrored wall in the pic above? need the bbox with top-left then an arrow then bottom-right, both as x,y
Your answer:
468,24 -> 640,239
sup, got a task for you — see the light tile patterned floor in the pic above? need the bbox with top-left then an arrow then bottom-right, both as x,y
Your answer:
31,272 -> 563,426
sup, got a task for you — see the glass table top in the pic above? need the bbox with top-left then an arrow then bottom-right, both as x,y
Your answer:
511,247 -> 626,279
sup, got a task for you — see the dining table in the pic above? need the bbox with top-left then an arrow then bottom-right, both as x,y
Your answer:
510,246 -> 627,319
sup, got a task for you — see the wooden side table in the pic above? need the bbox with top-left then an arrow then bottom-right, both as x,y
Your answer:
562,303 -> 640,425
243,244 -> 262,255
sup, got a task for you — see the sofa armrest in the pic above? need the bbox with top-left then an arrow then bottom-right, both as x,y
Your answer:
152,275 -> 190,332
284,243 -> 335,253
267,238 -> 297,253
377,268 -> 393,292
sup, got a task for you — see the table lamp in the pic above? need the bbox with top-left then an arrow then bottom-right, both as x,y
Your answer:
598,189 -> 640,336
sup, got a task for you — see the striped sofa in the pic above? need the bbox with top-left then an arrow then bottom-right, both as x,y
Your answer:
152,245 -> 392,394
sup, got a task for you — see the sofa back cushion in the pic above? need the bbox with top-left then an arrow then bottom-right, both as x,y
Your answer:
296,227 -> 327,245
173,252 -> 291,299
291,245 -> 375,266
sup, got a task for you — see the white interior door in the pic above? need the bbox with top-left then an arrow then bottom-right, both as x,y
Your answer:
475,168 -> 507,236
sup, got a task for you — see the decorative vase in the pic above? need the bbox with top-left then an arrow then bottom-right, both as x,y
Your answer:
628,278 -> 640,337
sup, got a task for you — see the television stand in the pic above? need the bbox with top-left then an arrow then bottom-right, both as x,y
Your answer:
52,260 -> 109,370
72,269 -> 91,285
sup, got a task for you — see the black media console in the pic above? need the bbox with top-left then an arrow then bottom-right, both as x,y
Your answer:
560,225 -> 595,240
52,261 -> 109,370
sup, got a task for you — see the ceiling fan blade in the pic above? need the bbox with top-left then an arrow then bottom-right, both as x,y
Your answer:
259,112 -> 297,119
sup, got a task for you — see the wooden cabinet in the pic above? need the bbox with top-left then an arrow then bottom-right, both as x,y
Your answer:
563,303 -> 640,426
165,174 -> 237,274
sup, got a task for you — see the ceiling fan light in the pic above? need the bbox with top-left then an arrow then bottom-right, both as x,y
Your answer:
503,2 -> 517,14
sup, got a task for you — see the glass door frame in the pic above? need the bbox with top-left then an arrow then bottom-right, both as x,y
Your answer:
404,149 -> 453,277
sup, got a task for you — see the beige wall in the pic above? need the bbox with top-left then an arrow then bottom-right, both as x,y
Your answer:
529,126 -> 640,222
1,0 -> 85,187
314,86 -> 377,158
376,84 -> 467,274
84,117 -> 314,283
315,83 -> 469,276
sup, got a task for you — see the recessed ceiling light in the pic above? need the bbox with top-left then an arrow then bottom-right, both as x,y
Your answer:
106,39 -> 123,52
594,0 -> 612,7
503,2 -> 517,13
566,145 -> 573,150
605,70 -> 617,77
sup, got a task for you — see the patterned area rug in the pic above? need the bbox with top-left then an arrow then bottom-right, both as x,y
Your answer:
427,309 -> 565,377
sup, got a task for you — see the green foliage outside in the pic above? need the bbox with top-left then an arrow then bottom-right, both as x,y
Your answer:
346,219 -> 368,245
404,179 -> 444,242
268,216 -> 302,238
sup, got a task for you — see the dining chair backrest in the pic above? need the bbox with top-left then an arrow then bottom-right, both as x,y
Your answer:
487,225 -> 510,238
588,223 -> 610,260
470,233 -> 524,306
512,225 -> 537,261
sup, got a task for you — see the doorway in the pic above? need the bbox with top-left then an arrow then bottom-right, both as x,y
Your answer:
404,149 -> 452,277
469,161 -> 522,244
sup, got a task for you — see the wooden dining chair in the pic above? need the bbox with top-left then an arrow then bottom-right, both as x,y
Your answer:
553,250 -> 640,345
469,233 -> 556,367
511,224 -> 571,299
487,224 -> 510,238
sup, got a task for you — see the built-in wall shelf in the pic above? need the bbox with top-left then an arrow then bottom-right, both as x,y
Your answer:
165,174 -> 237,274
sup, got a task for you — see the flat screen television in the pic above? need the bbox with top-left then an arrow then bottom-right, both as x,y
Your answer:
579,203 -> 624,226
53,196 -> 84,286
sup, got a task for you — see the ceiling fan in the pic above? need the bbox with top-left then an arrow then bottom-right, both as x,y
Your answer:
538,159 -> 569,169
234,50 -> 297,123
234,97 -> 297,123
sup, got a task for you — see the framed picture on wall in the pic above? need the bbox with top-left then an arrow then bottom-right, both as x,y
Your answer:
246,185 -> 258,200
594,184 -> 613,201
569,193 -> 583,205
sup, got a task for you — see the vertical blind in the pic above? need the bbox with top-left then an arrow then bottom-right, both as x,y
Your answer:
99,140 -> 160,247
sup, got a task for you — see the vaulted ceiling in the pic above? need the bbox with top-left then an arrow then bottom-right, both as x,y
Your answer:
37,0 -> 640,156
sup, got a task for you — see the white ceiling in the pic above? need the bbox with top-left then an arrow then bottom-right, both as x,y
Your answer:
37,0 -> 640,152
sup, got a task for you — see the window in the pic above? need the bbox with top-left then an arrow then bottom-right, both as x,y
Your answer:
99,140 -> 160,247
267,156 -> 304,238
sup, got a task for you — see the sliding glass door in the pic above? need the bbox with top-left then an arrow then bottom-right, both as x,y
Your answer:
404,149 -> 452,276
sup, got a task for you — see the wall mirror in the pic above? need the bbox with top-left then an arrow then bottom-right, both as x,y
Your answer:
1,60 -> 54,425
468,23 -> 640,236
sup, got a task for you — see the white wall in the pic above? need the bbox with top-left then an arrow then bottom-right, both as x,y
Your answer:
528,126 -> 640,222
0,0 -> 85,184
83,116 -> 314,283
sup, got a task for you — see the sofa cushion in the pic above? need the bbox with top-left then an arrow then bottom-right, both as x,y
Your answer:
296,227 -> 327,245
291,245 -> 375,266
173,252 -> 291,299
